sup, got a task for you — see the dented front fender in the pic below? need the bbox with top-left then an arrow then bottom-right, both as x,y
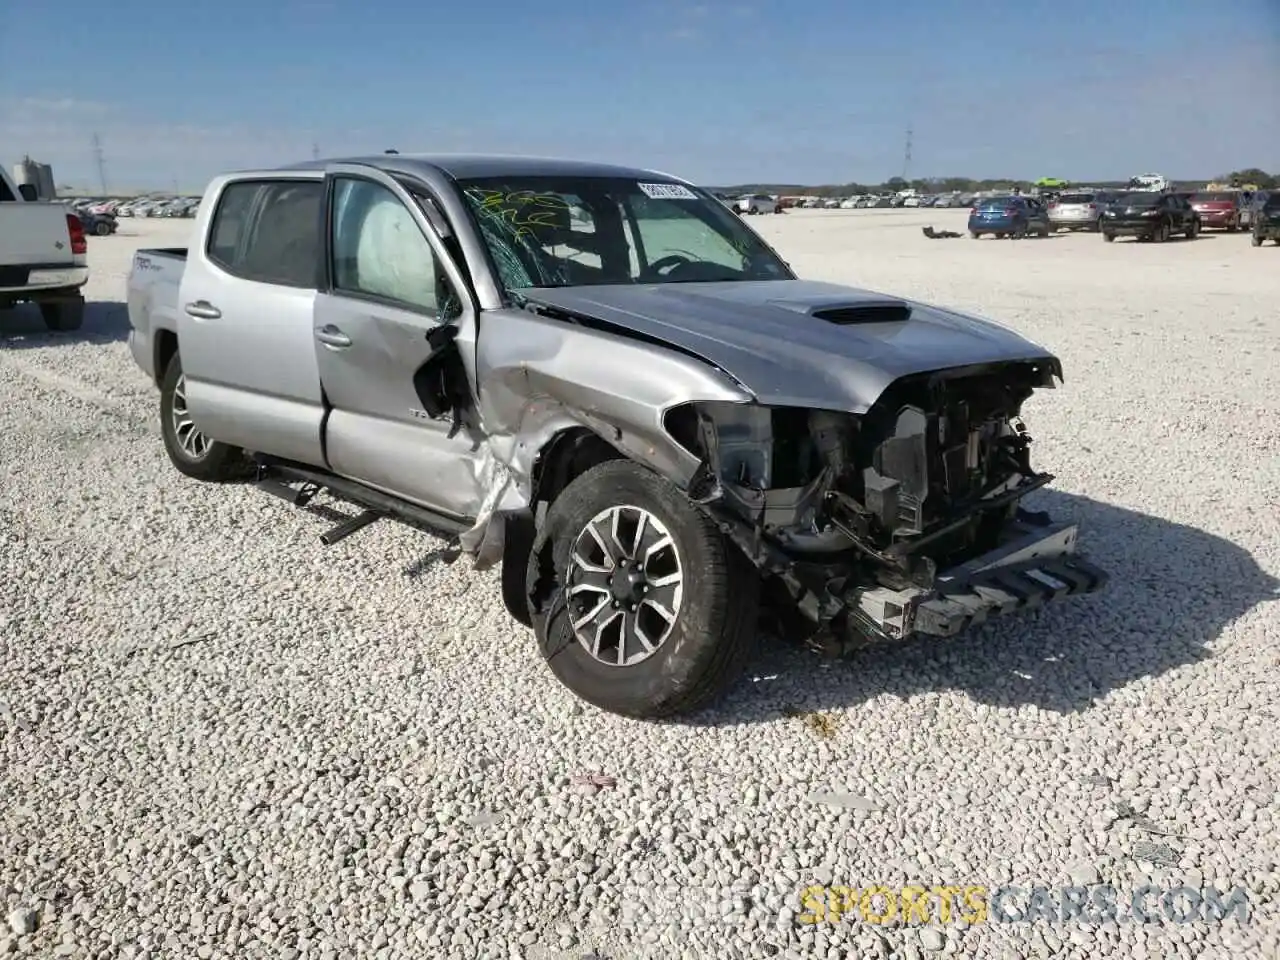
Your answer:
458,306 -> 755,562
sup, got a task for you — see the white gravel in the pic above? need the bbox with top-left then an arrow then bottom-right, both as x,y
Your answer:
2,209 -> 1278,960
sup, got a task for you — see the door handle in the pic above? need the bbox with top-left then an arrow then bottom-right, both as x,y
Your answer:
184,300 -> 221,320
315,325 -> 352,348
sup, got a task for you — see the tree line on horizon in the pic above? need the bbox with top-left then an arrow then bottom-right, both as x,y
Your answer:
717,167 -> 1277,197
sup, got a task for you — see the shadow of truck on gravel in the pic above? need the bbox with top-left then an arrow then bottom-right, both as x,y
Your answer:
0,300 -> 130,348
700,489 -> 1279,724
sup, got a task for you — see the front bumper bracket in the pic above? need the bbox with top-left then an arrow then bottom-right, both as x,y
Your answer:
845,521 -> 1108,642
913,553 -> 1108,637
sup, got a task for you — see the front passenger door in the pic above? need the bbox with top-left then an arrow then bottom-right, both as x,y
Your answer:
313,166 -> 485,523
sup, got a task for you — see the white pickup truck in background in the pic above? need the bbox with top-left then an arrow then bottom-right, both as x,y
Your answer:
0,165 -> 89,330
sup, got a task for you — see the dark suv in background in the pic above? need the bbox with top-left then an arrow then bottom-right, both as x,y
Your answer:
1251,192 -> 1279,246
1101,192 -> 1201,243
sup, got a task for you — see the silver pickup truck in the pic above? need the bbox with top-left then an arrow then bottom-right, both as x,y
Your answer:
125,154 -> 1106,718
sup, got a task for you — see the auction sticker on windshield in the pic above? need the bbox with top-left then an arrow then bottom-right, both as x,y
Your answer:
638,182 -> 698,200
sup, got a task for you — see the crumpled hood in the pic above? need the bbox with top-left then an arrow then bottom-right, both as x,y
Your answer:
514,279 -> 1061,412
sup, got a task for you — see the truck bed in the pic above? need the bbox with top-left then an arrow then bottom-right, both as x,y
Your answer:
127,247 -> 189,382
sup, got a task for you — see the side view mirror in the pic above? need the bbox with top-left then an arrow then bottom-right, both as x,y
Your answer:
17,184 -> 38,201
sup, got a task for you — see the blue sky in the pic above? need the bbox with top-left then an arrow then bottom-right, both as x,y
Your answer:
3,0 -> 1278,190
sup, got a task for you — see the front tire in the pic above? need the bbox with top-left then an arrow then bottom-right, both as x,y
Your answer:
1251,232 -> 1263,246
1186,219 -> 1199,239
94,220 -> 112,236
159,354 -> 249,482
526,460 -> 759,719
1103,231 -> 1116,242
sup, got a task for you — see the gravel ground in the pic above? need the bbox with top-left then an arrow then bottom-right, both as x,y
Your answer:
2,208 -> 1278,960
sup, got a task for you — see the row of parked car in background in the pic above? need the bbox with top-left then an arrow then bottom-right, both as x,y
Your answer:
798,193 -> 978,210
718,191 -> 994,215
46,194 -> 202,242
75,195 -> 202,219
966,186 -> 1278,244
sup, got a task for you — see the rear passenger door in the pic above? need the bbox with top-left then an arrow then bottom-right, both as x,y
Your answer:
177,175 -> 327,467
313,164 -> 485,522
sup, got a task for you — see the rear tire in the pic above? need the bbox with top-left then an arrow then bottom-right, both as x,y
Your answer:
1186,220 -> 1199,239
1103,231 -> 1116,243
1251,233 -> 1262,247
94,221 -> 112,236
38,295 -> 85,331
526,460 -> 759,719
159,353 -> 250,482
970,231 -> 980,239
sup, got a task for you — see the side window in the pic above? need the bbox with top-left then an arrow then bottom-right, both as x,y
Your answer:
208,179 -> 323,287
207,182 -> 260,271
240,182 -> 324,286
331,177 -> 460,320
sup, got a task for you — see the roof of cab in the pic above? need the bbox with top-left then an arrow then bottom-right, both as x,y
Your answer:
279,153 -> 687,183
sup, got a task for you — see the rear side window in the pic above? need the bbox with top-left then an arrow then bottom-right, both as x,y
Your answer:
207,179 -> 323,287
207,182 -> 258,267
1058,193 -> 1095,204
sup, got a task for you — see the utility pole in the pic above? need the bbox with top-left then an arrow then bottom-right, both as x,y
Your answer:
312,142 -> 320,161
91,133 -> 108,195
901,126 -> 913,183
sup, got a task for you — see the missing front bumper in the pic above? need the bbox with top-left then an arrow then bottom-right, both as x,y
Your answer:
847,521 -> 1108,641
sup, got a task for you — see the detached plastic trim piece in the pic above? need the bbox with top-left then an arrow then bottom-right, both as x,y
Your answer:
913,554 -> 1109,637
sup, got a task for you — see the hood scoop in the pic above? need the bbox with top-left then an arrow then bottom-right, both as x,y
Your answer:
807,299 -> 913,325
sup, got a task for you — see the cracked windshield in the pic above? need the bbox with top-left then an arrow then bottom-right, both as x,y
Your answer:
459,177 -> 791,287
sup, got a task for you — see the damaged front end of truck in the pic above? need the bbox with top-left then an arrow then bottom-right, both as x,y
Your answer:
661,358 -> 1108,653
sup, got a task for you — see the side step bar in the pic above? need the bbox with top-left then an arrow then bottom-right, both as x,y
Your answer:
319,509 -> 381,546
253,456 -> 471,548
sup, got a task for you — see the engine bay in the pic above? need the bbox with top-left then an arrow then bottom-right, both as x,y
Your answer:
675,360 -> 1060,600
